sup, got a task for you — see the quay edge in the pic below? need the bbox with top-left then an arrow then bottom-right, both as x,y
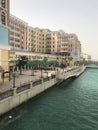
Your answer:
0,66 -> 86,116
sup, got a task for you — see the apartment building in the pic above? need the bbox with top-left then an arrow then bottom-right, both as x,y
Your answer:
0,0 -> 10,73
28,27 -> 51,53
67,34 -> 81,61
57,31 -> 70,56
0,0 -> 9,26
81,53 -> 91,61
46,31 -> 58,54
76,41 -> 81,61
27,26 -> 36,52
9,14 -> 28,51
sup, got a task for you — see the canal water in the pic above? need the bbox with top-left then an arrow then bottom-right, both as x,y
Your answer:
0,68 -> 98,130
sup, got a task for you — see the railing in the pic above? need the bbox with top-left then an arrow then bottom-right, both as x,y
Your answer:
0,75 -> 56,101
32,79 -> 42,87
43,77 -> 49,82
57,66 -> 85,80
0,90 -> 14,101
16,83 -> 30,94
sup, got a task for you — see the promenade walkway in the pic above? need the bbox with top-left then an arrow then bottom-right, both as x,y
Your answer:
0,70 -> 56,93
0,66 -> 80,93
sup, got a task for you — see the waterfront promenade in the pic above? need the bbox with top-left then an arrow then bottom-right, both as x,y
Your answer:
0,69 -> 56,93
0,65 -> 86,116
0,66 -> 82,93
1,67 -> 97,130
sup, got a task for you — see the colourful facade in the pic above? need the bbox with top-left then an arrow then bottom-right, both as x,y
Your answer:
0,0 -> 9,26
0,0 -> 10,73
9,14 -> 28,51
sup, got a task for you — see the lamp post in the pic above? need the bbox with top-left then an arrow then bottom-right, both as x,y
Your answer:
13,72 -> 15,88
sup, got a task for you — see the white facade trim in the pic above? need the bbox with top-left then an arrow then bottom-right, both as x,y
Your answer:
0,45 -> 10,50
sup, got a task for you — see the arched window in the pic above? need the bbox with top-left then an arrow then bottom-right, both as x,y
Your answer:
1,0 -> 6,8
1,12 -> 6,25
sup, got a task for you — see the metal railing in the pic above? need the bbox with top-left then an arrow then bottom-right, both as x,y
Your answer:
0,90 -> 14,101
32,79 -> 42,87
16,83 -> 30,94
0,75 -> 56,101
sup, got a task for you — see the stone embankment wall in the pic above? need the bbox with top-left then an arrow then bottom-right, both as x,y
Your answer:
0,66 -> 86,116
0,76 -> 57,116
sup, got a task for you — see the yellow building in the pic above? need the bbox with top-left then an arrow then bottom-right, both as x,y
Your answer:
46,31 -> 58,54
0,45 -> 10,72
27,27 -> 50,53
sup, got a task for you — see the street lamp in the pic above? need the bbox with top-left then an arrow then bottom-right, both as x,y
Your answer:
12,72 -> 15,88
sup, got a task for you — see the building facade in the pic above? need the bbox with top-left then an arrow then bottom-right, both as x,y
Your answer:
27,26 -> 36,52
9,14 -> 28,51
57,31 -> 70,56
81,53 -> 91,61
67,34 -> 81,61
46,31 -> 58,54
0,0 -> 10,73
0,0 -> 9,26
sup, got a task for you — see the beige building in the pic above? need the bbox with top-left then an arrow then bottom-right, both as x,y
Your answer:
27,26 -> 36,52
81,53 -> 91,61
57,31 -> 70,56
46,31 -> 58,54
27,27 -> 51,53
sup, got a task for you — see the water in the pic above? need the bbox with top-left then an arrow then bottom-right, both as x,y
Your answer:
0,68 -> 98,130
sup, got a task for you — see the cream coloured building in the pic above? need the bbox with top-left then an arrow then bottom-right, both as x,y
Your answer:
46,31 -> 58,54
81,53 -> 91,61
27,27 -> 51,53
0,45 -> 10,71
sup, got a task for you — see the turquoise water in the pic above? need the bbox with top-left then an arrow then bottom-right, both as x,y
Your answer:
0,68 -> 98,130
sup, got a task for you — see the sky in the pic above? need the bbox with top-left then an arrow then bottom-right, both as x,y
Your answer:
10,0 -> 98,60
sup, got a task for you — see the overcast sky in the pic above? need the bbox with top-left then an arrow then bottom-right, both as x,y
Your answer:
10,0 -> 98,60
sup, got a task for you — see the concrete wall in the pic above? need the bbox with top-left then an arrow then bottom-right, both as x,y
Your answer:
0,78 -> 57,116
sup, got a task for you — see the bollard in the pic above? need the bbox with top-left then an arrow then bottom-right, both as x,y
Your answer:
30,82 -> 32,88
13,88 -> 17,96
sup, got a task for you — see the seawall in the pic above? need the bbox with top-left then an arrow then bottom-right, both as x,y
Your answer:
0,77 -> 57,116
0,66 -> 86,116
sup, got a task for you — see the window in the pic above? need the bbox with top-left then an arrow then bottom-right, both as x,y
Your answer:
1,0 -> 6,8
1,12 -> 6,25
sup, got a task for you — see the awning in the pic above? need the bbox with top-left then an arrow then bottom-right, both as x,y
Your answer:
0,66 -> 4,73
46,61 -> 58,65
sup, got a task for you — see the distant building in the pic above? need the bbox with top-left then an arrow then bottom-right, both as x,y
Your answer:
46,31 -> 58,54
81,53 -> 91,61
67,34 -> 81,61
57,31 -> 70,56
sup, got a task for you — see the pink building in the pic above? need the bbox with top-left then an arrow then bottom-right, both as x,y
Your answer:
9,15 -> 28,51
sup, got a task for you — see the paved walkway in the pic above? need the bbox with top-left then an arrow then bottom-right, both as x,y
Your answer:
0,70 -> 56,93
0,66 -> 78,93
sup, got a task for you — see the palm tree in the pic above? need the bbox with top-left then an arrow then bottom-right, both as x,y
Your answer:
43,57 -> 48,77
43,57 -> 48,71
16,56 -> 28,75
